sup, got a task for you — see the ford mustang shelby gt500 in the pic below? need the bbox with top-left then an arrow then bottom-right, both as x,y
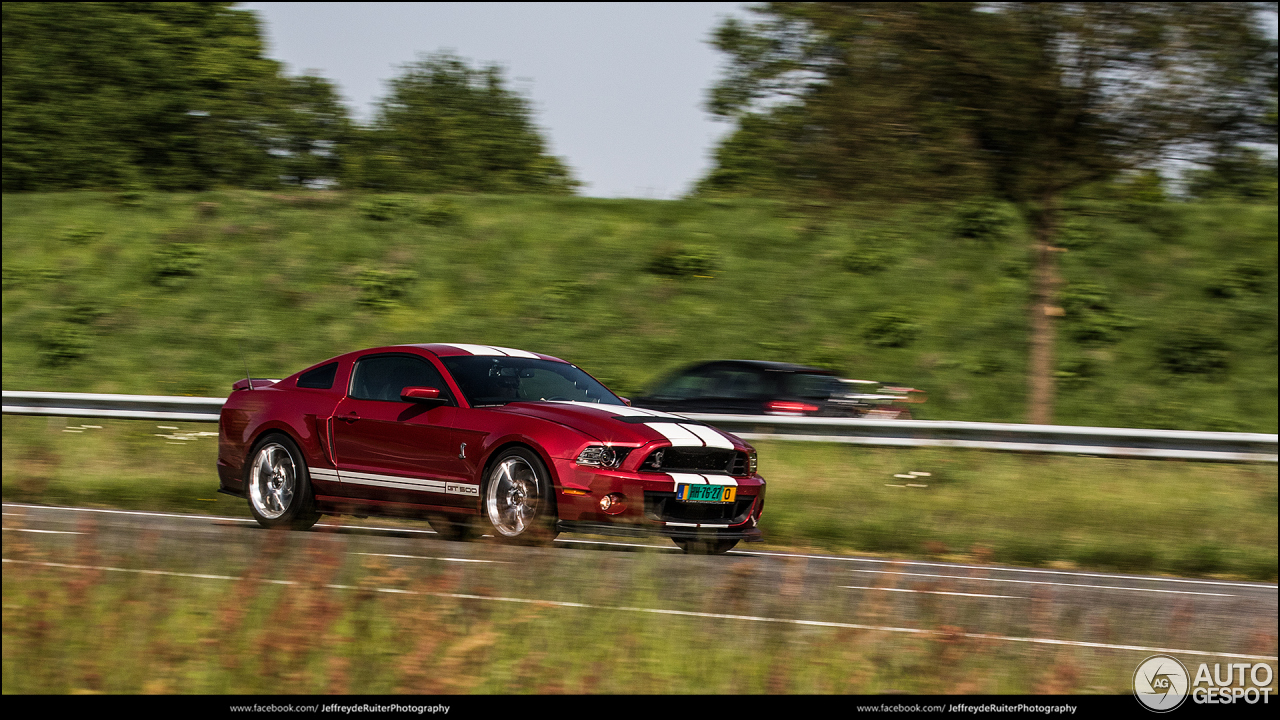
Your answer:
217,343 -> 764,553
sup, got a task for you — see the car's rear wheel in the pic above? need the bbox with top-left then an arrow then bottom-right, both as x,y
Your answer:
245,434 -> 321,530
482,447 -> 558,545
675,538 -> 739,555
426,513 -> 476,541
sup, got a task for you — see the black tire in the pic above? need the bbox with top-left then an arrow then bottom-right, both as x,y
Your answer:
482,446 -> 559,545
244,434 -> 321,530
426,513 -> 476,542
675,538 -> 739,555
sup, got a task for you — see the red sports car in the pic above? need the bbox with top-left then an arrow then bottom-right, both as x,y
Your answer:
217,343 -> 764,554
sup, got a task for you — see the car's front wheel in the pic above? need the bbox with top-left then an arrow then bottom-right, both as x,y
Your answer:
482,447 -> 558,545
245,434 -> 321,530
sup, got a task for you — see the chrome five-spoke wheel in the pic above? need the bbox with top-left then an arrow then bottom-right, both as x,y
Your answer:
484,448 -> 557,544
249,442 -> 296,519
245,435 -> 321,530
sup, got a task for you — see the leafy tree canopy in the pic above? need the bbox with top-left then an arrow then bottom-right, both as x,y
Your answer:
3,2 -> 293,190
348,54 -> 578,194
698,2 -> 1278,205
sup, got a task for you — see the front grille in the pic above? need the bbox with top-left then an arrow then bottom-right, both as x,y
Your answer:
644,491 -> 755,524
640,448 -> 749,476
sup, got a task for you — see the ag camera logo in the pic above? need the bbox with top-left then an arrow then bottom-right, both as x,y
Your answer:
1134,655 -> 1189,712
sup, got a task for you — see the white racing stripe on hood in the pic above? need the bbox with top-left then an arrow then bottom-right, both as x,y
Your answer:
548,401 -> 685,420
647,422 -> 704,447
545,402 -> 734,448
684,424 -> 735,449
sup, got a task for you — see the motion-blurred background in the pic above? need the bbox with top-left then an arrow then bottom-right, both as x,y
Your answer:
2,2 -> 1276,695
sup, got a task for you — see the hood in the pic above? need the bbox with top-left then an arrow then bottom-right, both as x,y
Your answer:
495,401 -> 749,451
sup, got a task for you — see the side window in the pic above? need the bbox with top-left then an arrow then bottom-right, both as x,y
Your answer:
783,373 -> 841,399
349,355 -> 452,403
296,362 -> 339,390
716,370 -> 770,399
653,368 -> 721,399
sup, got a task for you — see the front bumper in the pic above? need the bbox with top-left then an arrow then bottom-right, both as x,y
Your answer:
550,457 -> 766,541
556,519 -> 763,542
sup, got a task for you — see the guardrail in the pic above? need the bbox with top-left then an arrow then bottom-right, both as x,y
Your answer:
3,390 -> 1276,463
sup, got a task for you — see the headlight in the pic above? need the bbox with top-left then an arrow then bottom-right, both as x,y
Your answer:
576,445 -> 630,469
749,451 -> 758,475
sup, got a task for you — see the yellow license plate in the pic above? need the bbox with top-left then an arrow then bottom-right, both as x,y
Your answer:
677,484 -> 736,503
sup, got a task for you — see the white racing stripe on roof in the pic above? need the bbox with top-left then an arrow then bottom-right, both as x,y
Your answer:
647,423 -> 704,447
440,343 -> 507,356
684,424 -> 735,449
489,346 -> 539,359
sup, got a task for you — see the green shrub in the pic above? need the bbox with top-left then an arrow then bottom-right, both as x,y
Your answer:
1205,261 -> 1272,299
150,243 -> 205,286
951,198 -> 1007,240
358,195 -> 410,221
38,323 -> 91,366
843,245 -> 893,274
417,197 -> 462,226
58,227 -> 104,245
863,311 -> 920,348
114,184 -> 146,207
354,268 -> 417,309
646,244 -> 719,277
1056,217 -> 1097,250
1061,282 -> 1136,344
1157,331 -> 1230,375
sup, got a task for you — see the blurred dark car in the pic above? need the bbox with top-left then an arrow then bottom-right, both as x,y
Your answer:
632,360 -> 924,418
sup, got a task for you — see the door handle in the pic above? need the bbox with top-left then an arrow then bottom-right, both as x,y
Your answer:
339,411 -> 359,423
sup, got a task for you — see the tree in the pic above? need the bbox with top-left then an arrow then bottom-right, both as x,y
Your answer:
703,2 -> 1277,423
351,54 -> 578,194
3,3 -> 291,190
273,75 -> 352,188
3,3 -> 358,191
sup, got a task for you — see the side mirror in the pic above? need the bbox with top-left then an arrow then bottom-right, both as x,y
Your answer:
619,396 -> 632,406
401,386 -> 446,404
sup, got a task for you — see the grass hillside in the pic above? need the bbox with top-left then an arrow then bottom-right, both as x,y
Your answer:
2,190 -> 1276,431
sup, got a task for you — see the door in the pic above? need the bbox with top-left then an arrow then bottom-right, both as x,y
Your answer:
332,353 -> 474,507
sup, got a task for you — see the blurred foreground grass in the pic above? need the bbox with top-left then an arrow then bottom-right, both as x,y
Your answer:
4,416 -> 1275,581
7,514 -> 1272,695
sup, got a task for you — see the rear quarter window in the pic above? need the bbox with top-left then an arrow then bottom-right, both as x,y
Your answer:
296,362 -> 339,390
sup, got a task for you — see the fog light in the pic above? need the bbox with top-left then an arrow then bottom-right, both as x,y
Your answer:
599,493 -> 626,515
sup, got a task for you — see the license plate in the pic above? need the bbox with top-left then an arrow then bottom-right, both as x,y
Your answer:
677,484 -> 736,503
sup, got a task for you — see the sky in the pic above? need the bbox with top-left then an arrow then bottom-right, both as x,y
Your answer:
240,2 -> 751,199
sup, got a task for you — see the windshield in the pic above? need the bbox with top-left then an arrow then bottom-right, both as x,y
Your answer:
440,356 -> 624,407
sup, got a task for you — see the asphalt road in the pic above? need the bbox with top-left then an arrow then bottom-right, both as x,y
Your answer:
4,501 -> 1276,664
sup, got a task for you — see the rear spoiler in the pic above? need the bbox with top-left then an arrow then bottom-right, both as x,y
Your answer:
232,378 -> 282,391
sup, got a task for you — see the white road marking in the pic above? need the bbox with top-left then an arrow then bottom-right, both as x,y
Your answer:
5,503 -> 1275,592
842,585 -> 1024,599
847,569 -> 1236,597
352,552 -> 504,564
733,548 -> 1277,591
2,528 -> 85,535
5,557 -> 1275,663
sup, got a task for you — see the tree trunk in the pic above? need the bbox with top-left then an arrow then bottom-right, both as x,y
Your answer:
1027,198 -> 1061,425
